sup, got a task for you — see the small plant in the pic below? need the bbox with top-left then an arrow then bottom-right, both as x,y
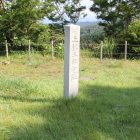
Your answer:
0,58 -> 11,65
3,60 -> 11,65
54,43 -> 64,58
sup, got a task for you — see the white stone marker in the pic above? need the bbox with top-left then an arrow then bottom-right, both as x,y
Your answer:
64,24 -> 80,98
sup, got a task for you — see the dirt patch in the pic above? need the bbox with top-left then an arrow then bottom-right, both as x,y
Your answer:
80,76 -> 95,81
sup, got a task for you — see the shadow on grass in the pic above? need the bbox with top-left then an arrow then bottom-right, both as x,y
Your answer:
1,85 -> 140,140
0,95 -> 52,103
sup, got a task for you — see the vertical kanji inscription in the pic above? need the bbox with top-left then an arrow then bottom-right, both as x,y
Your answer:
64,25 -> 80,98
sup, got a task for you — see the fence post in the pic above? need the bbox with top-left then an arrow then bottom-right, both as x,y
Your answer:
51,39 -> 54,59
100,41 -> 103,61
28,40 -> 31,59
124,41 -> 127,60
5,40 -> 8,58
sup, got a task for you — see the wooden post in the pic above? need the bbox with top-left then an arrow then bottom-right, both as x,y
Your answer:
51,39 -> 54,59
28,40 -> 31,59
100,41 -> 103,61
124,41 -> 127,60
5,40 -> 8,58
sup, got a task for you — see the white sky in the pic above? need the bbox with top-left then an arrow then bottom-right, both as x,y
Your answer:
43,0 -> 97,23
79,0 -> 97,22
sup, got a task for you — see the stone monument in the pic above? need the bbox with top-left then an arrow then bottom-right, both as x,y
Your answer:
64,24 -> 80,98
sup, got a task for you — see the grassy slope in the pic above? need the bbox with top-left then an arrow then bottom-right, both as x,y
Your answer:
0,54 -> 140,140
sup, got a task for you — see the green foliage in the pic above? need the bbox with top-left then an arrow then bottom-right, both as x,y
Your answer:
0,0 -> 53,50
80,24 -> 105,45
118,19 -> 140,44
90,0 -> 140,39
54,42 -> 64,58
102,39 -> 117,58
48,23 -> 64,41
116,19 -> 140,56
0,0 -> 86,53
81,38 -> 118,59
47,0 -> 87,24
48,23 -> 64,58
29,23 -> 50,44
90,1 -> 140,57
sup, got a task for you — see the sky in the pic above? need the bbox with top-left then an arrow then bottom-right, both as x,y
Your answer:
43,0 -> 97,23
79,0 -> 97,22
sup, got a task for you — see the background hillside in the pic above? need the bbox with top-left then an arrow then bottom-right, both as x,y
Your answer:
76,21 -> 101,27
80,24 -> 103,35
79,22 -> 104,44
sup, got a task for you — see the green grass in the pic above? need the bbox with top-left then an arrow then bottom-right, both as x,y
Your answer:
0,54 -> 140,140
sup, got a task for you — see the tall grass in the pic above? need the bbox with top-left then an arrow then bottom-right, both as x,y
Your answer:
102,39 -> 116,58
0,54 -> 140,140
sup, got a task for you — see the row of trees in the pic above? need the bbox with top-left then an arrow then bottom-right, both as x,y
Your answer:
0,0 -> 139,54
0,0 -> 86,51
90,0 -> 140,45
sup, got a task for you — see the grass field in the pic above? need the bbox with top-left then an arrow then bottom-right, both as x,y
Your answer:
0,54 -> 140,140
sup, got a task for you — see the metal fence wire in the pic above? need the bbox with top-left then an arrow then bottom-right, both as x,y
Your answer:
0,41 -> 140,60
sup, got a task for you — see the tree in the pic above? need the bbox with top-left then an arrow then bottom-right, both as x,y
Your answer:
48,23 -> 64,58
117,19 -> 140,44
80,24 -> 104,44
47,0 -> 87,24
24,23 -> 50,51
90,0 -> 140,39
0,0 -> 54,49
46,0 -> 87,58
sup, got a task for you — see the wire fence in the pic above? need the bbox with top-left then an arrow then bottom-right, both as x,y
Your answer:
0,41 -> 140,60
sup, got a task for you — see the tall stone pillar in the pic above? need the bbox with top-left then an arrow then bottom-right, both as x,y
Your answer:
64,25 -> 80,98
